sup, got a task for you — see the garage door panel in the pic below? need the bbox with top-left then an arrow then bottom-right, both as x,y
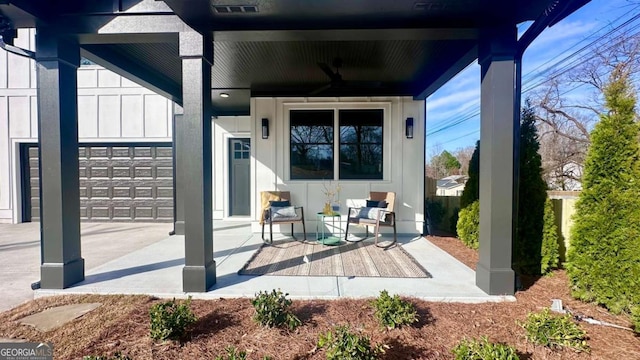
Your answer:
111,147 -> 131,157
89,187 -> 110,198
113,187 -> 132,198
156,147 -> 173,157
25,143 -> 173,222
133,167 -> 153,178
133,147 -> 152,157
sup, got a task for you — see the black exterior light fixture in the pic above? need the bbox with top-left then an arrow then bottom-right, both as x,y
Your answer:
405,117 -> 414,139
261,118 -> 269,139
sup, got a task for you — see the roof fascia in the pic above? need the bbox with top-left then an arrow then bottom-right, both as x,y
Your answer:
81,45 -> 182,103
413,44 -> 478,100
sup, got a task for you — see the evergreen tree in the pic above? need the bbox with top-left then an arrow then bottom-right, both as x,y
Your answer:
460,141 -> 480,209
541,198 -> 560,275
513,102 -> 548,275
567,67 -> 640,315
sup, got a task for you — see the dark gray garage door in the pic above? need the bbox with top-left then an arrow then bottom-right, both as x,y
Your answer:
22,143 -> 174,222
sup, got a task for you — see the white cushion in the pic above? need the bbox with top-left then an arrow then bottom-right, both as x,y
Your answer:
356,207 -> 386,220
270,206 -> 297,219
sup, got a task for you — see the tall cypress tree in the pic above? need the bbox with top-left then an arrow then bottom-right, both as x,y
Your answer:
513,102 -> 548,275
567,66 -> 640,315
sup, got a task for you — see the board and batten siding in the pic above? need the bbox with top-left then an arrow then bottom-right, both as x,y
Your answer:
0,29 -> 174,223
250,96 -> 425,234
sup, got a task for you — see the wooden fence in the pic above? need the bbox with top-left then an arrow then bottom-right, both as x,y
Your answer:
427,190 -> 581,262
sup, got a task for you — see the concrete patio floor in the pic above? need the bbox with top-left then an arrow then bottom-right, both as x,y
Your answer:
0,222 -> 173,312
28,220 -> 514,303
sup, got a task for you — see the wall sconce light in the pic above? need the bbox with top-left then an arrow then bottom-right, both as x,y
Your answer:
261,118 -> 269,139
405,117 -> 414,139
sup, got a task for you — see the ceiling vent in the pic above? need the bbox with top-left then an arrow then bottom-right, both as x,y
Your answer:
413,2 -> 446,11
213,5 -> 258,13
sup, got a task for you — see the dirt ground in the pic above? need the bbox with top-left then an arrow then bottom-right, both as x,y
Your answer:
0,235 -> 638,359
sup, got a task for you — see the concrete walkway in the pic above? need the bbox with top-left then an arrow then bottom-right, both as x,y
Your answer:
28,220 -> 514,304
0,222 -> 172,312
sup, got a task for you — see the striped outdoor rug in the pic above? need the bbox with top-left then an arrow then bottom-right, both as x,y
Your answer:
238,240 -> 431,278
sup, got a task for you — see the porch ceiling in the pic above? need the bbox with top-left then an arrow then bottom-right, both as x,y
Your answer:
0,0 -> 561,115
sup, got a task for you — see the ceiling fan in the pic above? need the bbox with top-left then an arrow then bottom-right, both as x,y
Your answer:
309,57 -> 381,95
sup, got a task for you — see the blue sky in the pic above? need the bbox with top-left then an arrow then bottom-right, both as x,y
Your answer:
425,0 -> 639,158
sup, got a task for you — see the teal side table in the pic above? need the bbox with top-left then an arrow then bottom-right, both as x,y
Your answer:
316,212 -> 343,245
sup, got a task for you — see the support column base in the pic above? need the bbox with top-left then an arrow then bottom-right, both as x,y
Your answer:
40,258 -> 85,289
183,260 -> 216,292
475,263 -> 514,295
174,221 -> 185,235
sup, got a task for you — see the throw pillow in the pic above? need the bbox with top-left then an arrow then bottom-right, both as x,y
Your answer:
366,200 -> 388,208
357,207 -> 386,221
269,200 -> 291,207
271,206 -> 297,219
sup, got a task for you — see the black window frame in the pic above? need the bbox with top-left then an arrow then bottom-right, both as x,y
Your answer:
289,109 -> 335,180
289,108 -> 384,180
338,109 -> 384,180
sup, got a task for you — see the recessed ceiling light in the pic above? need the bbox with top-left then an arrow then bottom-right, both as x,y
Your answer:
220,93 -> 230,98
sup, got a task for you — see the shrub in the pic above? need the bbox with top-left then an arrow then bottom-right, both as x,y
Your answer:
566,68 -> 640,316
149,297 -> 197,341
457,200 -> 479,249
451,337 -> 519,360
541,198 -> 560,275
215,347 -> 248,360
318,325 -> 384,360
214,346 -> 274,360
449,207 -> 460,235
631,306 -> 640,334
252,289 -> 301,330
513,102 -> 547,276
371,290 -> 418,329
519,308 -> 588,352
460,141 -> 480,209
83,352 -> 132,360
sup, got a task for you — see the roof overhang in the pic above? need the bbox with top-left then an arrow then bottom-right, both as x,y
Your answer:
0,0 -> 591,115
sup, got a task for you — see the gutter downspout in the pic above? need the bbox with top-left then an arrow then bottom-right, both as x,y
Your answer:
0,34 -> 35,59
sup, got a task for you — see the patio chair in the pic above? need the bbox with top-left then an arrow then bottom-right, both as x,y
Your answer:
344,191 -> 397,248
260,191 -> 306,244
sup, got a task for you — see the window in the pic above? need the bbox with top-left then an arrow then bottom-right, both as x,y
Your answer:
289,109 -> 383,180
339,109 -> 383,179
290,110 -> 334,179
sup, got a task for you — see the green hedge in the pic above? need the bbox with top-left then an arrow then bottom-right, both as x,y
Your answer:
567,68 -> 640,317
457,200 -> 479,249
541,198 -> 560,275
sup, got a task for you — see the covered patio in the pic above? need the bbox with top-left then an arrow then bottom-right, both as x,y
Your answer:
0,0 -> 591,296
34,220 -> 510,302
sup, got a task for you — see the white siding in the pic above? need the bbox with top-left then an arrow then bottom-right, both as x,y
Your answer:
98,95 -> 121,137
250,96 -> 425,234
8,96 -> 30,138
78,95 -> 99,137
0,96 -> 9,210
121,95 -> 144,138
144,94 -> 170,137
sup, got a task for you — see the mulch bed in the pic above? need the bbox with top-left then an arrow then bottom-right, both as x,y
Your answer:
0,235 -> 638,359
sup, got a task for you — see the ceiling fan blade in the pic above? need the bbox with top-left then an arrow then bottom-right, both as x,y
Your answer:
342,81 -> 383,88
317,62 -> 340,81
309,83 -> 332,95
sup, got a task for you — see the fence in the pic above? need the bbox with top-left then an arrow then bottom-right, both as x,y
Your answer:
427,191 -> 580,262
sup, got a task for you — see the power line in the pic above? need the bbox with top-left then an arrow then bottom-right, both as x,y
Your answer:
426,9 -> 640,138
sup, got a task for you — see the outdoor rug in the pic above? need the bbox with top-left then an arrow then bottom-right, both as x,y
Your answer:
238,240 -> 431,278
